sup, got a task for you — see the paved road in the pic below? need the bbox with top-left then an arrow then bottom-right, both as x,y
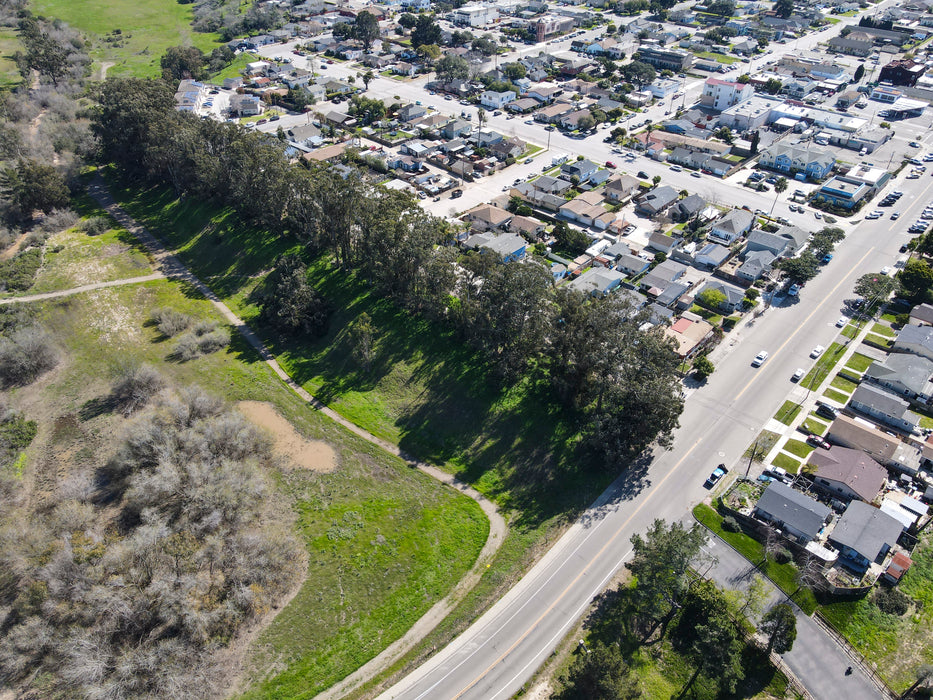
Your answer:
372,123 -> 931,700
700,533 -> 882,700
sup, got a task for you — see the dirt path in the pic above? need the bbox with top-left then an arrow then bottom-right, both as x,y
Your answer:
0,232 -> 29,261
85,177 -> 507,698
98,61 -> 114,80
0,273 -> 165,305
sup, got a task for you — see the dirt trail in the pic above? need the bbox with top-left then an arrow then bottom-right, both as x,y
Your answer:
0,232 -> 28,261
84,177 -> 507,699
238,400 -> 336,472
0,273 -> 165,305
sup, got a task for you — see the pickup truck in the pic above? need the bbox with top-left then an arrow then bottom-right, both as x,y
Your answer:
705,464 -> 728,488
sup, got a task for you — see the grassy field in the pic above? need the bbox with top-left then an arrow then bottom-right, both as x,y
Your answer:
771,453 -> 800,474
31,0 -> 222,78
819,535 -> 933,692
10,275 -> 487,698
801,341 -> 846,390
0,26 -> 22,90
830,374 -> 858,394
845,352 -> 874,374
774,400 -> 801,426
783,438 -> 813,459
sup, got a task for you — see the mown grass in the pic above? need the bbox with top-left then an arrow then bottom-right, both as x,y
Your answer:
774,400 -> 801,426
819,534 -> 933,692
871,322 -> 896,338
783,438 -> 813,459
845,352 -> 874,374
771,453 -> 800,474
212,51 -> 255,81
830,374 -> 858,394
801,341 -> 846,390
823,388 -> 850,404
865,333 -> 894,349
31,0 -> 222,78
21,279 -> 487,700
840,322 -> 859,339
803,416 -> 828,435
694,504 -> 817,614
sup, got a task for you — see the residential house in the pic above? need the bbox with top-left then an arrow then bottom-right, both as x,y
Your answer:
604,174 -> 641,203
880,60 -> 926,87
229,94 -> 264,116
828,35 -> 874,57
664,317 -> 714,358
829,501 -> 904,574
849,384 -> 922,433
567,267 -> 625,296
754,481 -> 832,543
464,232 -> 527,262
561,159 -> 599,183
909,304 -> 933,327
709,209 -> 754,245
695,242 -> 731,269
828,414 -> 923,476
647,231 -> 678,254
636,47 -> 695,72
506,98 -> 538,114
463,204 -> 513,231
635,185 -> 679,217
509,215 -> 546,238
671,194 -> 706,222
616,253 -> 651,277
286,123 -> 322,146
558,110 -> 592,131
808,446 -> 887,503
894,324 -> 933,361
559,191 -> 609,227
393,62 -> 418,77
386,154 -> 424,172
441,119 -> 473,139
758,143 -> 835,181
640,259 -> 687,293
527,85 -> 562,103
535,102 -> 574,123
865,354 -> 933,405
697,279 -> 745,311
480,90 -> 517,109
736,250 -> 775,283
700,77 -> 755,112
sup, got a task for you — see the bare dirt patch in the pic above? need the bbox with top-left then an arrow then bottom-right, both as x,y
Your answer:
237,401 -> 336,473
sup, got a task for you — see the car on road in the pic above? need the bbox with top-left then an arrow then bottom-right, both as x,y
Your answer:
788,283 -> 799,296
605,161 -> 616,168
811,345 -> 825,358
691,171 -> 702,178
911,141 -> 922,148
807,435 -> 831,449
816,403 -> 838,420
705,464 -> 728,488
752,350 -> 769,367
524,158 -> 533,164
821,253 -> 833,264
792,367 -> 805,382
451,189 -> 463,198
892,212 -> 900,220
901,244 -> 910,253
669,165 -> 682,172
524,120 -> 534,125
866,211 -> 882,220
814,211 -> 822,219
881,266 -> 892,276
836,316 -> 847,327
637,170 -> 649,179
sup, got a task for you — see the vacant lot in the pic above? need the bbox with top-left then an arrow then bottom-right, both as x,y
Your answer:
7,278 -> 486,698
30,0 -> 221,77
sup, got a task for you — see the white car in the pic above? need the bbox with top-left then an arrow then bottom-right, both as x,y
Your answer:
752,350 -> 769,367
836,317 -> 847,327
881,266 -> 892,276
792,368 -> 805,382
811,345 -> 825,358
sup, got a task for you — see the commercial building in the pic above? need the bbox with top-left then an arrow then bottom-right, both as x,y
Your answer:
700,77 -> 754,112
636,47 -> 694,72
451,4 -> 499,27
879,60 -> 926,87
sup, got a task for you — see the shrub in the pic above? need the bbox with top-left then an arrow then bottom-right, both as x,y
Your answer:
35,209 -> 79,234
151,308 -> 191,338
722,516 -> 741,532
874,587 -> 910,616
111,363 -> 166,416
0,248 -> 42,291
172,322 -> 230,361
0,326 -> 58,387
773,547 -> 792,564
81,216 -> 110,236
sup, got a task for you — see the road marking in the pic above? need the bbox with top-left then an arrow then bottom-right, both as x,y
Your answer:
733,245 -> 876,402
437,436 -> 706,700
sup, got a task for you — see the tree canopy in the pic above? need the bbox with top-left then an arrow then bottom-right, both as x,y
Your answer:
411,16 -> 442,48
760,603 -> 797,654
853,272 -> 899,301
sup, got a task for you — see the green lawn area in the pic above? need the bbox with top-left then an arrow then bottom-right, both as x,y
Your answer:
695,50 -> 739,63
801,342 -> 846,390
845,352 -> 874,374
840,323 -> 859,339
20,278 -> 487,700
774,400 -> 801,426
694,504 -> 817,614
211,51 -> 255,81
830,374 -> 858,394
783,438 -> 814,459
864,333 -> 894,349
871,322 -> 896,338
803,416 -> 829,435
745,429 -> 781,459
31,0 -> 223,78
771,453 -> 800,474
823,388 -> 850,404
918,413 -> 933,430
0,26 -> 22,90
819,534 -> 933,692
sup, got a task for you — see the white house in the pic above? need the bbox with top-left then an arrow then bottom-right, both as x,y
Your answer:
700,77 -> 754,112
709,209 -> 754,244
451,4 -> 499,27
480,90 -> 516,109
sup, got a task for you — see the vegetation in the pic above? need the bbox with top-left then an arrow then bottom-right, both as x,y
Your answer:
774,400 -> 801,426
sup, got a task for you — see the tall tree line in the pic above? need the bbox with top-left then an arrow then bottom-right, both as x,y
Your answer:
92,78 -> 684,467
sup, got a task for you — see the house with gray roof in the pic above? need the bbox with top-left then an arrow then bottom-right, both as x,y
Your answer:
909,303 -> 933,327
894,324 -> 933,362
737,249 -> 776,282
695,242 -> 730,269
710,209 -> 754,244
697,279 -> 745,312
640,259 -> 687,293
829,501 -> 903,574
568,267 -> 625,296
849,383 -> 922,432
754,481 -> 831,543
775,225 -> 809,254
808,445 -> 887,503
828,414 -> 923,477
746,229 -> 793,258
604,174 -> 641,203
865,354 -> 933,404
464,232 -> 527,262
635,185 -> 679,217
671,194 -> 706,222
561,159 -> 600,183
616,253 -> 651,277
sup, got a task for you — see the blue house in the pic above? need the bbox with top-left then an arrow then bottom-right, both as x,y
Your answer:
816,176 -> 870,209
758,143 -> 835,181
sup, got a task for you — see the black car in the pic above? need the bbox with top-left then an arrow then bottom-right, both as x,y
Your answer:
816,403 -> 838,420
901,244 -> 910,253
637,170 -> 649,179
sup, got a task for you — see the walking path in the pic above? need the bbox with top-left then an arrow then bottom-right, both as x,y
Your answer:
83,177 -> 508,697
0,273 -> 165,305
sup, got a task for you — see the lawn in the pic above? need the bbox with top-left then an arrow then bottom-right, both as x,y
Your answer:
845,352 -> 874,374
774,400 -> 801,426
830,374 -> 858,394
823,388 -> 850,404
0,26 -> 22,90
695,50 -> 739,64
16,279 -> 487,700
745,429 -> 780,459
694,504 -> 817,614
864,333 -> 894,349
871,322 -> 896,338
212,51 -> 256,81
819,533 -> 933,692
771,453 -> 800,474
783,438 -> 813,459
31,0 -> 223,78
801,342 -> 846,390
840,323 -> 859,339
803,416 -> 828,435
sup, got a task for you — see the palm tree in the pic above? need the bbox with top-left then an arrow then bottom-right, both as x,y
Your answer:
770,176 -> 788,216
476,107 -> 486,130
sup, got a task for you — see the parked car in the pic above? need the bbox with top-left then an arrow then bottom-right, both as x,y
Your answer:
705,464 -> 728,488
788,284 -> 799,296
669,165 -> 683,172
816,403 -> 838,420
691,171 -> 702,178
810,345 -> 825,358
752,350 -> 769,367
637,170 -> 649,179
792,367 -> 804,382
836,316 -> 847,327
807,434 -> 831,449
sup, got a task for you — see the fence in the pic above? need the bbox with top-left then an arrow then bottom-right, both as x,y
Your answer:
813,612 -> 898,699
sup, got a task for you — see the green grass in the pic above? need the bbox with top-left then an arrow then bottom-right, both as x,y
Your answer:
211,51 -> 256,81
919,414 -> 933,430
774,400 -> 801,426
803,416 -> 829,435
840,323 -> 859,339
771,453 -> 800,474
871,322 -> 896,338
693,504 -> 817,614
823,388 -> 850,404
865,333 -> 894,349
695,50 -> 739,63
0,26 -> 22,90
22,278 -> 487,700
830,374 -> 858,394
31,0 -> 223,78
745,429 -> 780,459
783,438 -> 814,459
801,341 -> 846,390
845,352 -> 874,374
